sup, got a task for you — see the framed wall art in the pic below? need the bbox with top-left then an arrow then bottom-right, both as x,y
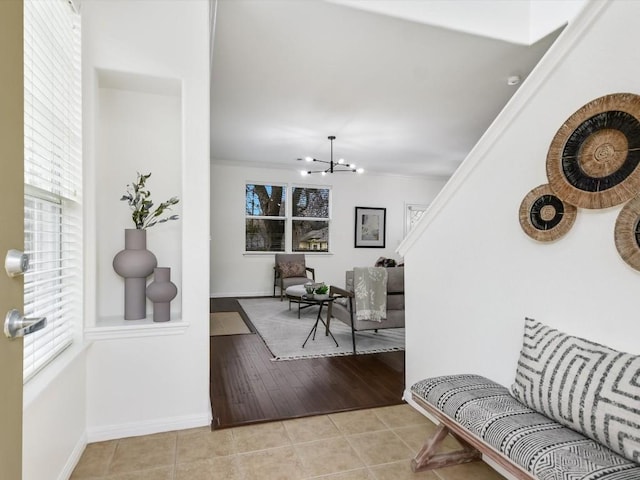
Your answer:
354,207 -> 386,248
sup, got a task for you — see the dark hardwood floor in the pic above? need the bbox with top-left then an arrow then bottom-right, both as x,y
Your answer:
210,297 -> 405,429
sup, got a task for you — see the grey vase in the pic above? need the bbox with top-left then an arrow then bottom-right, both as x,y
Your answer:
113,229 -> 157,320
146,267 -> 178,322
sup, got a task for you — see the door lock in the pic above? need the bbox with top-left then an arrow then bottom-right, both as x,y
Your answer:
4,310 -> 46,338
5,249 -> 29,277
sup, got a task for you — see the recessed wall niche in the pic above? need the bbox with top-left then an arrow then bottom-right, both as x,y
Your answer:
95,69 -> 182,325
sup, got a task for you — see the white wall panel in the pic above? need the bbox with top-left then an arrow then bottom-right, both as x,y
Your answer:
402,0 -> 640,391
83,0 -> 210,440
210,163 -> 446,296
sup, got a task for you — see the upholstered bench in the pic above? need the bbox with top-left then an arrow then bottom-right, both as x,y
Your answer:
408,319 -> 640,480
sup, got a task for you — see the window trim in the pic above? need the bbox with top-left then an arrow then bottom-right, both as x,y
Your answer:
291,184 -> 331,253
245,182 -> 287,253
244,182 -> 332,254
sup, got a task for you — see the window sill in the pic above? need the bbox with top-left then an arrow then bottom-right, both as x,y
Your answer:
85,316 -> 189,341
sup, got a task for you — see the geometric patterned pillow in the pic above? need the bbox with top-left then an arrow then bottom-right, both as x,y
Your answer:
512,317 -> 640,463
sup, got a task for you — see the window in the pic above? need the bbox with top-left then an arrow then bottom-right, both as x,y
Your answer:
245,184 -> 331,253
292,187 -> 329,252
245,184 -> 286,252
23,0 -> 82,382
404,203 -> 429,237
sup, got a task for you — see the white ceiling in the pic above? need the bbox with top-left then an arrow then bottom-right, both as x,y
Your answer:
327,0 -> 585,45
210,0 -> 571,178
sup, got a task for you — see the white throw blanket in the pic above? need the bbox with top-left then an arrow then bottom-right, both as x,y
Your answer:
354,267 -> 387,322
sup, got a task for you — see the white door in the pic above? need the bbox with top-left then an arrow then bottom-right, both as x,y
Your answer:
0,2 -> 25,478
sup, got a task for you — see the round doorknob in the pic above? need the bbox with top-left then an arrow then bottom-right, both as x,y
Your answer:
5,249 -> 29,277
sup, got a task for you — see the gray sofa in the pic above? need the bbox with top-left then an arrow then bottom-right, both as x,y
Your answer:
327,267 -> 404,353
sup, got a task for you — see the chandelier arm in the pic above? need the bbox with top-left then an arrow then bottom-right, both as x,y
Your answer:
296,136 -> 363,175
297,158 -> 331,165
304,169 -> 356,174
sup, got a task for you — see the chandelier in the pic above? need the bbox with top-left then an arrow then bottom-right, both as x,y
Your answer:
298,136 -> 364,176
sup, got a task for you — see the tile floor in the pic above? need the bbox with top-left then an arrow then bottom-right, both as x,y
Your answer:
71,404 -> 506,480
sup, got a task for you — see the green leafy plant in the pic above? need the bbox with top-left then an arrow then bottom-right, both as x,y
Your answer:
315,283 -> 329,295
120,172 -> 179,229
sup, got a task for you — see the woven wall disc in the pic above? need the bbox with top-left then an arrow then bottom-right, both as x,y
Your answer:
614,195 -> 640,270
546,93 -> 640,209
519,184 -> 577,242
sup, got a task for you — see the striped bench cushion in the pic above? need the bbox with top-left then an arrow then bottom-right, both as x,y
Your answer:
411,374 -> 640,480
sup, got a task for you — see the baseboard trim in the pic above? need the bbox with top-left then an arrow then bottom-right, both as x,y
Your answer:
86,412 -> 211,443
56,431 -> 87,480
210,291 -> 273,298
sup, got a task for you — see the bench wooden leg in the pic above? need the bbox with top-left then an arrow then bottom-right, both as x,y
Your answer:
410,424 -> 482,472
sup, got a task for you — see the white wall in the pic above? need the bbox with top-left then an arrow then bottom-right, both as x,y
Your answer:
23,349 -> 87,480
83,0 -> 210,441
210,163 -> 446,296
400,0 -> 640,391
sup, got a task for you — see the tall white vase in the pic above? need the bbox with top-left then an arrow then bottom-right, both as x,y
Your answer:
112,229 -> 157,320
146,267 -> 178,322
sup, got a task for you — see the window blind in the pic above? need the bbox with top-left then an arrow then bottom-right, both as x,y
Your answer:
23,0 -> 82,382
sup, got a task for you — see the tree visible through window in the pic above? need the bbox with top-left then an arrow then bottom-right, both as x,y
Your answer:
245,184 -> 331,253
245,184 -> 286,251
292,187 -> 329,252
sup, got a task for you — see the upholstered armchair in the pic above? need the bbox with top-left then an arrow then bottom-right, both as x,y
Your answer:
273,253 -> 315,300
328,267 -> 404,353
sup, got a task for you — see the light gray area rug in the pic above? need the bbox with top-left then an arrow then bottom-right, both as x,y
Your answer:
238,297 -> 404,361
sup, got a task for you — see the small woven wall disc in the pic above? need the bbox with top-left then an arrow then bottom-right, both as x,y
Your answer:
546,93 -> 640,209
519,184 -> 578,242
614,194 -> 640,270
